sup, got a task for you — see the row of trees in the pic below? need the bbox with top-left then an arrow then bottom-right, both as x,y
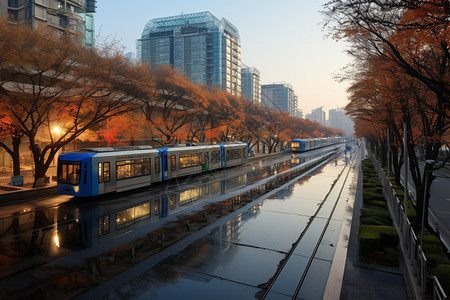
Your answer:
323,0 -> 449,229
0,19 -> 343,187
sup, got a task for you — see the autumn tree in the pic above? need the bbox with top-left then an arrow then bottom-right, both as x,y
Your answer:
141,65 -> 204,145
0,20 -> 149,186
325,0 -> 450,227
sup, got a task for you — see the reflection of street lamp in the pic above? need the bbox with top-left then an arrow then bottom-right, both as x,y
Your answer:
420,159 -> 434,251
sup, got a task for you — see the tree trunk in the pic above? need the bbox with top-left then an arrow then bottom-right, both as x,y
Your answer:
12,136 -> 21,176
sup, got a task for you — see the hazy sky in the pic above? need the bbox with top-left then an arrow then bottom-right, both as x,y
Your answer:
95,0 -> 352,116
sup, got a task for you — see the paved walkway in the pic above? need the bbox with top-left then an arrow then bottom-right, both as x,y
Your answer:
340,149 -> 413,300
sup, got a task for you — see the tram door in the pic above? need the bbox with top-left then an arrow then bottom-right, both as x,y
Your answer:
158,149 -> 168,181
97,159 -> 114,195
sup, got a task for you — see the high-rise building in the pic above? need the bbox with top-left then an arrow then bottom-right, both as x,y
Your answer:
307,106 -> 326,125
1,0 -> 96,47
328,107 -> 354,135
261,83 -> 298,116
241,63 -> 261,103
138,11 -> 241,96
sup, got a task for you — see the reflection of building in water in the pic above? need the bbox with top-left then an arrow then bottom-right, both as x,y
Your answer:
271,183 -> 295,200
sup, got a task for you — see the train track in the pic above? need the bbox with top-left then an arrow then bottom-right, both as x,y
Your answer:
260,149 -> 358,299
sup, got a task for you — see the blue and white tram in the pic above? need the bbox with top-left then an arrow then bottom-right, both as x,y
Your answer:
57,143 -> 248,197
289,137 -> 348,152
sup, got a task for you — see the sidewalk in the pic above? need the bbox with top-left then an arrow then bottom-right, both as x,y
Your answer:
340,147 -> 413,300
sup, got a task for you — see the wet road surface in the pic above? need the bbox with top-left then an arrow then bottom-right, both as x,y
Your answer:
90,150 -> 358,299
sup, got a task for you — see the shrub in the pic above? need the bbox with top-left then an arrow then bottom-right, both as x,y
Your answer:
363,191 -> 385,203
434,265 -> 450,296
359,230 -> 381,255
364,186 -> 383,194
361,208 -> 391,220
363,181 -> 382,189
367,200 -> 387,210
421,234 -> 444,255
426,254 -> 450,273
360,225 -> 398,248
360,216 -> 390,226
384,247 -> 399,267
378,226 -> 399,248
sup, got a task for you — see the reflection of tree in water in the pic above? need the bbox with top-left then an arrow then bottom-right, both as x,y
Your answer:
30,210 -> 53,255
0,208 -> 63,280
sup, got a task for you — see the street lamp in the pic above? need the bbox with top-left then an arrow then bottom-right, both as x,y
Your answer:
52,126 -> 62,135
420,159 -> 434,252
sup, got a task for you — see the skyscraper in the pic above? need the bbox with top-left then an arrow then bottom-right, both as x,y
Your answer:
328,108 -> 354,135
307,106 -> 326,125
0,0 -> 96,48
241,63 -> 261,103
138,11 -> 241,96
261,83 -> 298,116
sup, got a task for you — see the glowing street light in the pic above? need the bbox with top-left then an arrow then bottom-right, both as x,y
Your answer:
52,126 -> 62,135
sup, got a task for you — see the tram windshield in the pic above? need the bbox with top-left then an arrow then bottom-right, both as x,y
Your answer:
58,161 -> 81,185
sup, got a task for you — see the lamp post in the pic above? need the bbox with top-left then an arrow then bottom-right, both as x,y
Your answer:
420,159 -> 434,251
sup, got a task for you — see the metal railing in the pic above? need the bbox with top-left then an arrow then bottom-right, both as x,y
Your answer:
369,153 -> 447,300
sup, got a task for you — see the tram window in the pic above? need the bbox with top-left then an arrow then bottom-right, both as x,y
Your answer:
98,163 -> 103,183
170,155 -> 176,171
179,153 -> 201,168
155,157 -> 160,173
103,162 -> 110,182
211,151 -> 220,163
116,158 -> 151,180
291,142 -> 300,148
58,161 -> 81,185
98,214 -> 110,237
227,149 -> 241,160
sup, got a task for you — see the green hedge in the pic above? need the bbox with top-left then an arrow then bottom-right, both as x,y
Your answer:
434,265 -> 450,296
359,230 -> 381,256
426,254 -> 450,273
359,225 -> 399,251
422,234 -> 445,256
361,208 -> 391,220
384,247 -> 399,267
367,200 -> 387,210
360,215 -> 391,226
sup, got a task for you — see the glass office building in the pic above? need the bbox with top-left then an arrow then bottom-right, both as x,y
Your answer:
241,64 -> 261,103
138,11 -> 241,96
1,0 -> 96,47
261,83 -> 298,117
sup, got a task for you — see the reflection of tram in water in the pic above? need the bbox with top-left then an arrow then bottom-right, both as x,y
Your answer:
57,173 -> 249,249
57,143 -> 248,197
